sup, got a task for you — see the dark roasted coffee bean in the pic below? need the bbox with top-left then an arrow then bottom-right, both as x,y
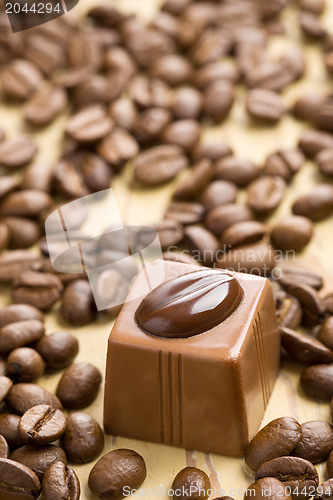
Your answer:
35,331 -> 79,369
0,222 -> 9,250
72,73 -> 127,107
270,216 -> 313,252
215,157 -> 259,187
314,478 -> 333,500
2,217 -> 41,249
200,181 -> 237,212
316,148 -> 333,176
61,280 -> 96,326
42,460 -> 80,500
162,119 -> 201,152
221,221 -> 267,249
1,59 -> 42,99
67,31 -> 103,71
172,467 -> 211,500
0,458 -> 41,499
245,60 -> 293,93
274,291 -> 303,330
292,184 -> 333,221
299,11 -> 326,38
298,130 -> 333,157
23,86 -> 67,126
191,26 -> 232,67
128,76 -> 171,110
7,383 -> 62,415
0,251 -> 42,283
205,204 -> 253,237
0,376 -> 12,404
104,46 -> 137,79
192,141 -> 233,163
0,190 -> 52,218
11,444 -> 67,482
323,293 -> 333,314
0,435 -> 9,458
255,457 -> 318,500
281,327 -> 333,365
263,149 -> 305,181
288,283 -> 325,325
133,145 -> 188,185
6,348 -> 44,382
247,176 -> 286,216
66,105 -> 114,143
293,421 -> 333,463
165,202 -> 205,225
277,266 -> 323,291
12,271 -> 63,310
193,61 -> 240,90
301,364 -> 333,400
0,304 -> 43,329
245,417 -> 302,471
109,98 -> 138,132
150,54 -> 192,87
328,450 -> 333,478
318,318 -> 333,351
216,242 -> 276,276
0,136 -> 38,168
183,226 -> 219,266
293,92 -> 326,121
61,412 -> 104,463
246,89 -> 286,122
245,477 -> 292,500
313,99 -> 333,132
88,449 -> 147,500
97,128 -> 139,168
133,108 -> 172,145
0,414 -> 24,449
172,159 -> 213,201
56,362 -> 102,409
172,87 -> 203,120
19,405 -> 66,446
87,4 -> 126,27
125,28 -> 175,69
203,80 -> 235,123
0,319 -> 44,355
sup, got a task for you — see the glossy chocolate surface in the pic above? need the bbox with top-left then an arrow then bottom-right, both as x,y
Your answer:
135,269 -> 243,338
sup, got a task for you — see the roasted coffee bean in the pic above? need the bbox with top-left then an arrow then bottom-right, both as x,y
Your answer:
88,449 -> 147,500
133,108 -> 171,145
293,421 -> 333,463
200,181 -> 237,212
183,225 -> 219,266
0,190 -> 52,218
314,478 -> 333,500
134,145 -> 188,185
293,92 -> 326,121
61,280 -> 96,326
270,216 -> 313,252
205,204 -> 253,237
125,28 -> 175,69
172,159 -> 212,201
292,184 -> 333,221
12,271 -> 63,310
192,141 -> 233,162
6,348 -> 44,382
0,176 -> 20,200
0,319 -> 45,355
150,54 -> 192,87
172,87 -> 203,120
328,449 -> 333,477
162,250 -> 201,266
23,86 -> 67,126
246,89 -> 286,122
221,221 -> 267,249
279,46 -> 306,82
1,59 -> 42,99
245,417 -> 302,471
263,149 -> 305,181
0,304 -> 43,329
87,3 -> 126,25
35,331 -> 79,369
143,220 -> 183,251
299,0 -> 325,15
0,358 -> 6,376
7,384 -> 62,415
109,98 -> 138,132
66,105 -> 114,143
191,26 -> 232,67
104,47 -> 137,78
245,60 -> 293,93
0,458 -> 41,499
281,327 -> 333,365
61,412 -> 104,463
42,460 -> 80,500
165,202 -> 205,226
298,130 -> 333,157
56,362 -> 102,409
203,80 -> 235,123
0,414 -> 24,449
247,176 -> 286,216
11,444 -> 67,481
274,291 -> 303,330
172,467 -> 211,500
72,73 -> 127,108
97,128 -> 139,168
0,136 -> 38,168
313,99 -> 333,132
193,60 -> 240,90
255,457 -> 318,500
128,76 -> 171,110
19,405 -> 66,446
161,0 -> 190,15
0,435 -> 9,458
2,217 -> 41,249
299,11 -> 326,38
323,293 -> 333,314
0,222 -> 9,250
215,157 -> 259,187
0,376 -> 12,404
301,364 -> 333,400
0,251 -> 42,283
161,119 -> 201,152
288,283 -> 325,324
318,318 -> 333,351
245,477 -> 292,500
67,31 -> 103,70
276,266 -> 323,291
316,148 -> 333,176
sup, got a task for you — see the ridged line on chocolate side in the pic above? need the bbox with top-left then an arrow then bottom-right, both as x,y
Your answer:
253,314 -> 269,408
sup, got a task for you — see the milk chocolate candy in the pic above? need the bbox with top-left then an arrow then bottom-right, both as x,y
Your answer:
104,260 -> 279,457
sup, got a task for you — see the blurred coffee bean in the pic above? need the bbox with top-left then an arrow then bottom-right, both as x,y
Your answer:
65,105 -> 114,143
0,190 -> 52,218
245,477 -> 291,500
0,176 -> 20,200
165,201 -> 205,225
6,348 -> 44,382
125,28 -> 175,69
7,383 -> 62,415
2,217 -> 40,249
293,92 -> 326,121
109,98 -> 138,132
263,149 -> 305,181
161,119 -> 201,152
145,219 -> 183,251
73,73 -> 127,108
318,317 -> 333,351
245,61 -> 293,93
0,136 -> 38,168
216,242 -> 276,276
22,163 -> 55,192
270,216 -> 313,252
288,282 -> 325,325
56,362 -> 102,409
293,421 -> 333,463
0,222 -> 9,250
161,0 -> 190,15
61,280 -> 96,326
183,225 -> 219,266
203,80 -> 235,123
19,405 -> 66,446
23,32 -> 66,76
192,140 -> 233,162
0,414 -> 24,449
246,89 -> 286,122
134,145 -> 188,185
279,45 -> 306,82
149,11 -> 179,39
172,87 -> 203,120
42,460 -> 80,500
97,128 -> 139,168
23,86 -> 67,126
247,176 -> 286,216
292,184 -> 333,220
221,221 -> 267,249
0,319 -> 45,355
128,76 -> 171,109
316,148 -> 333,176
200,181 -> 237,211
0,304 -> 43,329
299,11 -> 327,38
274,291 -> 303,330
205,204 -> 253,236
277,266 -> 324,291
150,54 -> 192,86
35,331 -> 79,369
215,157 -> 259,187
133,108 -> 172,145
1,59 -> 42,99
191,27 -> 233,66
192,61 -> 240,90
298,129 -> 333,157
299,0 -> 325,14
0,458 -> 41,499
61,412 -> 104,463
0,250 -> 42,283
281,327 -> 333,365
0,435 -> 9,458
172,159 -> 212,201
301,364 -> 333,400
0,376 -> 12,404
12,271 -> 63,310
11,444 -> 67,482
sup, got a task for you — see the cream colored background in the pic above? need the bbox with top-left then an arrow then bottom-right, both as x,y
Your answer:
1,0 -> 333,498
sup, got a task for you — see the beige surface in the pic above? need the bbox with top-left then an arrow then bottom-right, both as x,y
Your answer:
1,0 -> 333,498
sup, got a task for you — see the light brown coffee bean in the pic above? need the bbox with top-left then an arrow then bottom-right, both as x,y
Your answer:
21,163 -> 55,193
215,157 -> 259,187
299,11 -> 327,38
203,80 -> 235,123
205,204 -> 253,236
245,417 -> 302,471
0,251 -> 42,283
172,159 -> 213,201
192,141 -> 233,162
316,148 -> 333,176
88,449 -> 147,500
172,87 -> 203,120
0,435 -> 9,458
11,444 -> 67,481
263,149 -> 305,181
0,319 -> 45,355
103,46 -> 137,79
221,221 -> 267,249
61,280 -> 96,326
0,414 -> 24,449
56,362 -> 102,409
0,136 -> 38,168
279,46 -> 306,82
276,266 -> 324,291
288,283 -> 325,325
6,348 -> 44,382
109,98 -> 138,132
133,145 -> 188,185
216,242 -> 276,276
281,327 -> 333,365
193,60 -> 240,90
66,105 -> 114,143
19,405 -> 66,446
125,28 -> 175,69
0,304 -> 43,329
61,412 -> 104,463
247,176 -> 286,216
23,86 -> 67,126
7,384 -> 62,415
0,177 -> 21,200
35,331 -> 79,369
301,364 -> 333,400
200,181 -> 237,211
97,128 -> 139,168
0,190 -> 52,218
183,225 -> 219,266
191,27 -> 233,66
293,92 -> 326,121
142,220 -> 183,251
318,318 -> 333,351
128,76 -> 171,110
42,460 -> 80,500
245,477 -> 292,500
2,217 -> 41,250
161,0 -> 190,15
12,271 -> 63,310
246,89 -> 286,122
1,59 -> 42,99
165,201 -> 205,226
172,467 -> 211,500
0,222 -> 9,250
0,376 -> 12,404
270,216 -> 313,252
133,108 -> 172,145
275,291 -> 303,330
150,54 -> 192,87
298,130 -> 333,157
161,119 -> 201,152
0,458 -> 41,499
293,421 -> 333,463
299,0 -> 325,15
